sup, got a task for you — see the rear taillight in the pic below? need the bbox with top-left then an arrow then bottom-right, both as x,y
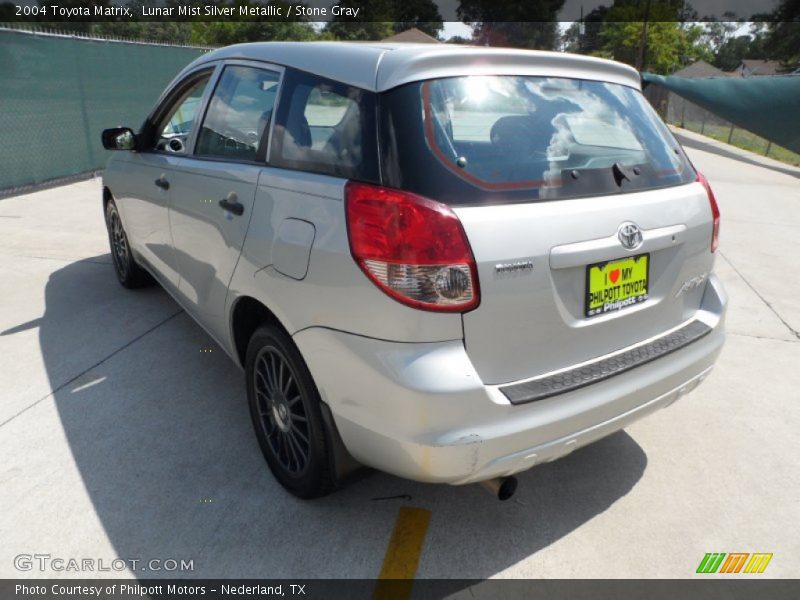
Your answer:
345,181 -> 480,312
696,171 -> 720,253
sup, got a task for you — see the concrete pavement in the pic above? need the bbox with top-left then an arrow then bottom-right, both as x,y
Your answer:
1,143 -> 798,581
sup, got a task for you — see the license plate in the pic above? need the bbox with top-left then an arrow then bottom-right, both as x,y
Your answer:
585,254 -> 649,317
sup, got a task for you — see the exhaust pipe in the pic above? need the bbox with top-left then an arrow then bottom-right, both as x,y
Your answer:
480,476 -> 518,501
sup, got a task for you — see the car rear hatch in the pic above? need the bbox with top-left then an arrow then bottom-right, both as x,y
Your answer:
455,183 -> 714,384
379,72 -> 717,385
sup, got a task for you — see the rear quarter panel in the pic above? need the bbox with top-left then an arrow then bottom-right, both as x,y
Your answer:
226,168 -> 463,351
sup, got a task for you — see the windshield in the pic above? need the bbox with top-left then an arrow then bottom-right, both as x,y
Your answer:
379,75 -> 695,204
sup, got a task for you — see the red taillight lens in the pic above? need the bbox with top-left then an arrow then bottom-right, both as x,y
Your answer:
345,181 -> 480,312
696,171 -> 720,253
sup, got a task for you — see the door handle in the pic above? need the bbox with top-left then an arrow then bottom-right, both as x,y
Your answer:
154,176 -> 170,190
218,193 -> 244,216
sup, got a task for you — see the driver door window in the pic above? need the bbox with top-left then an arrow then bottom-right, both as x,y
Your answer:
195,65 -> 281,162
155,76 -> 210,154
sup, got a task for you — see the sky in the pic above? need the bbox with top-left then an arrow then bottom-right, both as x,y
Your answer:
442,21 -> 472,40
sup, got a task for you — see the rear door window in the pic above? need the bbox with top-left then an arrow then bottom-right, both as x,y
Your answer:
271,69 -> 378,182
380,76 -> 694,204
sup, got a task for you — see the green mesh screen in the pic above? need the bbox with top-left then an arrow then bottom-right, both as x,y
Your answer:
643,72 -> 800,155
0,30 -> 206,192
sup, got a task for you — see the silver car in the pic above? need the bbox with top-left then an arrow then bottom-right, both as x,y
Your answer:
101,43 -> 726,499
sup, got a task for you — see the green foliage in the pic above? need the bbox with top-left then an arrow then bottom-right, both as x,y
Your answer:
563,1 -> 796,74
701,18 -> 738,52
457,0 -> 565,49
599,21 -> 712,73
763,0 -> 800,70
445,35 -> 473,45
189,20 -> 316,46
559,6 -> 608,54
393,0 -> 444,38
576,0 -> 712,73
323,21 -> 394,41
0,2 -> 19,20
712,34 -> 768,71
323,0 -> 443,41
94,22 -> 194,44
471,22 -> 561,50
457,0 -> 565,23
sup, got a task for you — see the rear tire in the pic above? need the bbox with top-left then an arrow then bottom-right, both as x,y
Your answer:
104,198 -> 151,289
245,324 -> 335,499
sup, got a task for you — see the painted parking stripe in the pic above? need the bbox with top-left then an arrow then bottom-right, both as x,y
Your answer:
374,507 -> 431,599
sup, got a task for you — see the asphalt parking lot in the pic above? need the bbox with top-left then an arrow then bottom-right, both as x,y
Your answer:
1,131 -> 798,582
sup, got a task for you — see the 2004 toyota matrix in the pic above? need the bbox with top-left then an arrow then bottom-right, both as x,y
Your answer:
101,43 -> 726,499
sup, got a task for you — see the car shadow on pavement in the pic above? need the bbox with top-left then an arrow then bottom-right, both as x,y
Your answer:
38,255 -> 648,581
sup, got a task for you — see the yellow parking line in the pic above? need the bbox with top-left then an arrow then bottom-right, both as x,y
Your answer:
374,507 -> 432,600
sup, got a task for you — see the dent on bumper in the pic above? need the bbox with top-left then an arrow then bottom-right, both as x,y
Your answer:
293,274 -> 727,485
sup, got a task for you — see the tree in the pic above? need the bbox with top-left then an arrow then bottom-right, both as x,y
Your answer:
0,3 -> 17,20
599,21 -> 712,73
189,20 -> 317,46
712,33 -> 768,71
392,0 -> 444,39
593,0 -> 713,73
457,0 -> 566,49
701,15 -> 739,52
323,0 -> 393,40
446,35 -> 473,45
324,0 -> 443,41
324,21 -> 394,41
763,0 -> 800,70
559,5 -> 608,54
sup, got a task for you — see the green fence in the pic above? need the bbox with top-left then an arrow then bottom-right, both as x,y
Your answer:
642,72 -> 800,157
0,28 -> 207,193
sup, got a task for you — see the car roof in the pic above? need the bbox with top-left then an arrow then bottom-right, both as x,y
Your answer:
185,42 -> 641,92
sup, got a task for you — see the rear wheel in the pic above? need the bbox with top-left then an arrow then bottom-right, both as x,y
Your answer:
245,324 -> 334,498
104,198 -> 151,288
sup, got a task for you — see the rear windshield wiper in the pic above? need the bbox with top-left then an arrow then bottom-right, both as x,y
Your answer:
612,162 -> 640,187
560,163 -> 649,195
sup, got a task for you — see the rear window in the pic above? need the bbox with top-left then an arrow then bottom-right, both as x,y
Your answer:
379,76 -> 695,204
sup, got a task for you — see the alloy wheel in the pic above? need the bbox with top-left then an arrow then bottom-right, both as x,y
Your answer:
253,346 -> 311,476
108,207 -> 129,278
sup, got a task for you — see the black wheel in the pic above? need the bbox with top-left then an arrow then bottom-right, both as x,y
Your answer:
246,324 -> 335,498
105,198 -> 151,289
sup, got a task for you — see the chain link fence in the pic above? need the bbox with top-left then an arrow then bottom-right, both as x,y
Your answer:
645,84 -> 800,166
0,27 -> 208,195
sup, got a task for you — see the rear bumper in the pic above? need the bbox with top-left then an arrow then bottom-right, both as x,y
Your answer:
294,274 -> 727,485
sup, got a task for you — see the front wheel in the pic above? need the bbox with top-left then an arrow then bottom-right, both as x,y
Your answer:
245,324 -> 335,498
104,198 -> 151,288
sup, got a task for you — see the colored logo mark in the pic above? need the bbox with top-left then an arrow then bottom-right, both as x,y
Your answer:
697,552 -> 773,574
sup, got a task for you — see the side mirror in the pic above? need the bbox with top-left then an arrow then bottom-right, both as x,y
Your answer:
102,127 -> 137,151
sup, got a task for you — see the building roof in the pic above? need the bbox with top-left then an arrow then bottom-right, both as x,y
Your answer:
672,60 -> 727,78
382,27 -> 441,44
181,42 -> 641,93
738,59 -> 782,76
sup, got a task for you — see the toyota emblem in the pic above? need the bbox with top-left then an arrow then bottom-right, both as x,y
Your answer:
618,222 -> 643,250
